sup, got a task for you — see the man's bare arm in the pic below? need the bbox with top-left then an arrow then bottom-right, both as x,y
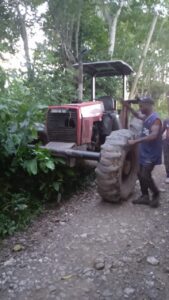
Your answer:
123,102 -> 145,120
128,119 -> 161,145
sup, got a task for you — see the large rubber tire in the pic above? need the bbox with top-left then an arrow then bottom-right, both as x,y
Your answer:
95,129 -> 138,203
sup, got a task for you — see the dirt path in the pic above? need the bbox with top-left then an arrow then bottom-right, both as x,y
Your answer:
0,166 -> 169,300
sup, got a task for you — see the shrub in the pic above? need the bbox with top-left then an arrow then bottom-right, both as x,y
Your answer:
0,80 -> 92,237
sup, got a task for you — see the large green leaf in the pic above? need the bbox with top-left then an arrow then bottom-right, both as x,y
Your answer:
52,182 -> 60,192
24,159 -> 38,175
45,160 -> 55,170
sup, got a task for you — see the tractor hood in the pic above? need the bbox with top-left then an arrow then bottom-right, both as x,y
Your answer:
48,101 -> 104,118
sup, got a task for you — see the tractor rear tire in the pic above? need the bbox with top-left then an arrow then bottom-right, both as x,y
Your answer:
95,129 -> 138,203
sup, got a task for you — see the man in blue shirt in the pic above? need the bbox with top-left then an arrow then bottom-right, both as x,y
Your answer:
125,96 -> 162,208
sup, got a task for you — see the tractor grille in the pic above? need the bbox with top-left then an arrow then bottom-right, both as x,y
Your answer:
47,109 -> 77,143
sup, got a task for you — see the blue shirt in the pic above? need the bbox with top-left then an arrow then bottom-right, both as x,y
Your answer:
139,112 -> 162,166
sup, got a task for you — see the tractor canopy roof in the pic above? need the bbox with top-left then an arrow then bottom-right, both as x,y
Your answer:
73,60 -> 133,77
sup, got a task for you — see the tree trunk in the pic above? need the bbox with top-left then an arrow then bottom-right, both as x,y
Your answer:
129,14 -> 158,99
100,0 -> 124,58
78,59 -> 83,102
75,0 -> 83,60
108,5 -> 123,58
16,4 -> 34,81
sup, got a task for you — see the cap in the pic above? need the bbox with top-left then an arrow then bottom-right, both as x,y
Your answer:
138,96 -> 154,105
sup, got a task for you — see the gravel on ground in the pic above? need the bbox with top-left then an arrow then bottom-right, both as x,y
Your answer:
0,165 -> 169,300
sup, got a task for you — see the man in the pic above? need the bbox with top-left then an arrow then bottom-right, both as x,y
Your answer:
162,118 -> 169,183
125,96 -> 162,208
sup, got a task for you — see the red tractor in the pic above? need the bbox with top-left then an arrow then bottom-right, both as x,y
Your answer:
38,60 -> 141,203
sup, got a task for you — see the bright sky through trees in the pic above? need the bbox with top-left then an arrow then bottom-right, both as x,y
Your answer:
0,2 -> 47,70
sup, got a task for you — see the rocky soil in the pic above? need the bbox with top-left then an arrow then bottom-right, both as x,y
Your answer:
0,165 -> 169,300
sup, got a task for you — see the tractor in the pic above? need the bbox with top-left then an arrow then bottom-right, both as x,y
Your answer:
38,60 -> 141,203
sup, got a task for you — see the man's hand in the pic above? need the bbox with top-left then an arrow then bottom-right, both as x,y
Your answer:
128,139 -> 137,145
122,101 -> 130,109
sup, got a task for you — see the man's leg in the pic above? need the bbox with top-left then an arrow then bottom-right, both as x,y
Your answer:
141,163 -> 159,207
142,164 -> 159,194
132,165 -> 150,205
138,164 -> 149,195
133,164 -> 159,207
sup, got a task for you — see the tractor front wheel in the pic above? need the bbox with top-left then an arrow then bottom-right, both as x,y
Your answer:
95,129 -> 138,202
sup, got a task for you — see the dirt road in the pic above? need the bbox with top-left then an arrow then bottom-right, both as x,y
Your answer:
0,165 -> 169,300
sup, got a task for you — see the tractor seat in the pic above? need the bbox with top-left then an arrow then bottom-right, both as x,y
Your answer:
97,96 -> 116,111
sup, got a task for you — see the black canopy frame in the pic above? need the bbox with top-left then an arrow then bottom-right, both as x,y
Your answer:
73,60 -> 133,100
73,60 -> 133,77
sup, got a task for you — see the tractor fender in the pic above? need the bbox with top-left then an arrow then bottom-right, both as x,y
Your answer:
100,112 -> 120,136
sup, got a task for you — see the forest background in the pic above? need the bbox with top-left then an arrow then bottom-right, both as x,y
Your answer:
0,0 -> 169,237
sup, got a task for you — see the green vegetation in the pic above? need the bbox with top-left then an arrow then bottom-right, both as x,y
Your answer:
0,80 -> 93,237
0,0 -> 169,236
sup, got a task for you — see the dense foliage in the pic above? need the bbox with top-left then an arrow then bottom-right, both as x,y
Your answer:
0,0 -> 169,236
0,80 -> 93,237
